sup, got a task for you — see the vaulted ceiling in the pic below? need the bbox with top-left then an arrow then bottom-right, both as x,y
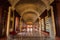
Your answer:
8,0 -> 54,14
8,0 -> 54,24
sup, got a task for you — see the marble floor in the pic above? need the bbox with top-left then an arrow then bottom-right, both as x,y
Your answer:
7,36 -> 54,40
6,32 -> 55,40
0,36 -> 60,40
0,32 -> 60,40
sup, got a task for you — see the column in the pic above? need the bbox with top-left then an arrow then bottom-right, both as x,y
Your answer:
12,7 -> 15,32
20,17 -> 22,32
51,6 -> 56,38
6,7 -> 11,37
39,17 -> 42,35
48,6 -> 56,39
44,18 -> 46,32
48,16 -> 53,38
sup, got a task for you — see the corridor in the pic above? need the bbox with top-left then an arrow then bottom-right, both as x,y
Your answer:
0,0 -> 60,40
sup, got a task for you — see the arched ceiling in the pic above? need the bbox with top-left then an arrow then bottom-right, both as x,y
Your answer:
8,0 -> 54,15
15,3 -> 46,16
8,0 -> 54,24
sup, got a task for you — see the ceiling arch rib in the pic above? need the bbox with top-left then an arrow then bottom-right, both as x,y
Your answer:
21,9 -> 39,17
41,0 -> 54,10
8,0 -> 19,6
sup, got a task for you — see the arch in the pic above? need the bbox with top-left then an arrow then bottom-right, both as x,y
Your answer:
21,9 -> 40,17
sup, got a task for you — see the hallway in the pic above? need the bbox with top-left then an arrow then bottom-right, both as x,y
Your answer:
0,0 -> 60,40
